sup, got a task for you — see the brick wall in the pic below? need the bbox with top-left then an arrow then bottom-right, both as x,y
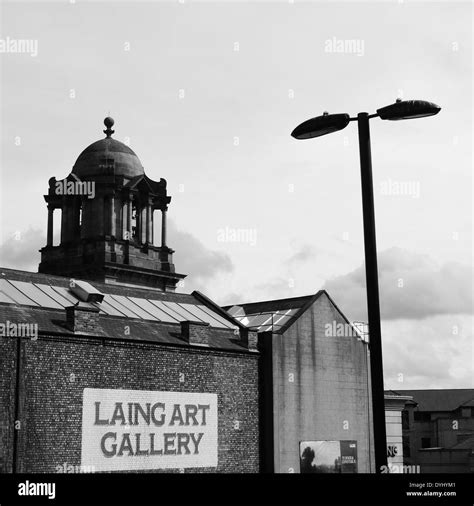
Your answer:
0,338 -> 16,473
66,304 -> 101,334
0,335 -> 260,473
180,321 -> 210,346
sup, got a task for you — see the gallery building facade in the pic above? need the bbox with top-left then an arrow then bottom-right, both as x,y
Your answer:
0,117 -> 382,473
0,118 -> 259,474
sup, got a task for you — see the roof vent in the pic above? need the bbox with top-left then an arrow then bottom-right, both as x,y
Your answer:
69,279 -> 104,303
66,302 -> 101,334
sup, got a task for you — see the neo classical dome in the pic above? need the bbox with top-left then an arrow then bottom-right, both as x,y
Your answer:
72,118 -> 145,179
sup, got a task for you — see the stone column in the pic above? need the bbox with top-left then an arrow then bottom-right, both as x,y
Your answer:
47,205 -> 54,246
80,199 -> 87,240
145,202 -> 155,245
161,207 -> 167,248
95,196 -> 104,237
140,206 -> 147,244
127,199 -> 132,240
60,200 -> 68,244
148,204 -> 154,245
72,198 -> 81,237
110,195 -> 116,237
122,198 -> 131,240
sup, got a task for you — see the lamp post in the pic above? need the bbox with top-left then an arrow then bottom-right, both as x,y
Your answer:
291,99 -> 441,473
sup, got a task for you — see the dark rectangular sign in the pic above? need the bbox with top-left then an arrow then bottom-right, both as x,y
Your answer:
299,440 -> 358,473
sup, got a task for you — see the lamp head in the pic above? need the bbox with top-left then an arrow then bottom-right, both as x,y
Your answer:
377,99 -> 441,121
291,113 -> 350,139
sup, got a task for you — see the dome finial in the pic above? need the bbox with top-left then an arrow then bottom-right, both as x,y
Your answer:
103,117 -> 115,138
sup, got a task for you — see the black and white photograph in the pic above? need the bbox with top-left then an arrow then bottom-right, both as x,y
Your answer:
0,0 -> 472,505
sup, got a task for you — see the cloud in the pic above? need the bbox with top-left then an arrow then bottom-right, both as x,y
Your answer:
287,244 -> 317,266
221,276 -> 296,306
0,227 -> 44,272
254,277 -> 294,299
0,222 -> 233,293
219,291 -> 246,306
323,247 -> 473,321
382,315 -> 473,389
169,220 -> 233,291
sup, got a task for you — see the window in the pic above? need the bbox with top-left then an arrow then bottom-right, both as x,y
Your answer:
421,437 -> 431,449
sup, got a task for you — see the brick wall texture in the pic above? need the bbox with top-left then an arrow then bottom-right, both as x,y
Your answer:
0,335 -> 260,473
180,321 -> 210,346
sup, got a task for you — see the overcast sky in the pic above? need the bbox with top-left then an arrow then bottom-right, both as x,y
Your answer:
0,1 -> 472,389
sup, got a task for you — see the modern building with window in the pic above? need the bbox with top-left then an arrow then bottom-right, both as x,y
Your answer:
390,389 -> 474,473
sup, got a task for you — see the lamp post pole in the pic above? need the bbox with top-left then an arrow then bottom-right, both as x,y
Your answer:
291,98 -> 440,474
357,112 -> 387,472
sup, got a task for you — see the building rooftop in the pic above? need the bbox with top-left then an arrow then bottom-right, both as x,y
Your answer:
0,268 -> 248,352
71,118 -> 145,179
390,389 -> 474,412
73,137 -> 144,177
223,290 -> 363,338
223,293 -> 320,333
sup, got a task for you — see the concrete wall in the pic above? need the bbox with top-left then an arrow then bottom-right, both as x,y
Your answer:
0,335 -> 260,473
271,293 -> 373,473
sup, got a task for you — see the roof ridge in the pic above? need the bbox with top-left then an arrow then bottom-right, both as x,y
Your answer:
224,293 -> 317,309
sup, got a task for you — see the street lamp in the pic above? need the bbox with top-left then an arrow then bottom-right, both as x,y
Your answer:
291,99 -> 441,473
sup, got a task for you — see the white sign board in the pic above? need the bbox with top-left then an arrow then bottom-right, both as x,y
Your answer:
81,388 -> 218,471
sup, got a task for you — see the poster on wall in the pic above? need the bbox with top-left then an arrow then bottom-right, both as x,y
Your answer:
81,388 -> 218,472
299,440 -> 358,473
